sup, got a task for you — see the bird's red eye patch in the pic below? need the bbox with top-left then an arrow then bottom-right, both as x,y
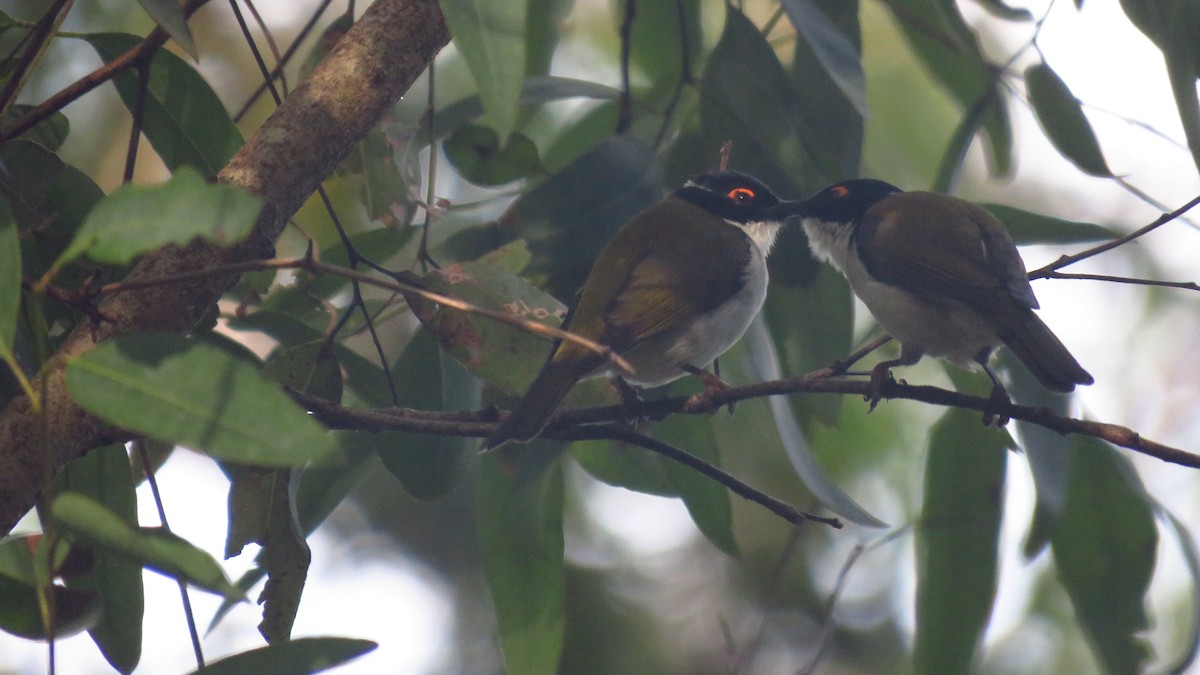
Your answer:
831,185 -> 850,198
727,187 -> 756,204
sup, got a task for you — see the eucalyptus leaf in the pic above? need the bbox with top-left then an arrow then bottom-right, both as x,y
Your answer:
136,0 -> 197,59
66,333 -> 338,466
53,166 -> 261,270
1025,63 -> 1112,177
1050,438 -> 1156,674
87,33 -> 243,173
744,317 -> 885,527
439,0 -> 527,141
780,0 -> 867,116
190,637 -> 377,674
914,407 -> 1009,674
479,449 -> 564,675
985,204 -> 1115,245
59,446 -> 143,674
52,493 -> 243,600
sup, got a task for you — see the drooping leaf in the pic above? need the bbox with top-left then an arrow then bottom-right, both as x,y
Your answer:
780,0 -> 867,116
65,333 -> 339,466
53,166 -> 261,270
444,124 -> 543,186
500,136 -> 663,299
914,407 -> 1009,674
697,5 -> 817,193
0,202 -> 17,352
2,105 -> 69,150
744,316 -> 885,527
652,412 -> 738,556
209,438 -> 373,633
190,637 -> 378,674
787,0 -> 864,180
984,204 -> 1115,245
887,0 -> 1013,176
628,0 -> 703,92
428,76 -> 621,140
135,0 -> 197,59
376,330 -> 472,500
87,32 -> 243,173
439,0 -> 527,141
51,493 -> 243,600
224,465 -> 310,643
479,448 -> 564,675
59,445 -> 143,674
525,0 -> 573,76
1050,438 -> 1156,674
1025,63 -> 1113,177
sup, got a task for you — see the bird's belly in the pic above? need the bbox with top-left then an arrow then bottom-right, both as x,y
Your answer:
844,262 -> 999,366
603,254 -> 769,387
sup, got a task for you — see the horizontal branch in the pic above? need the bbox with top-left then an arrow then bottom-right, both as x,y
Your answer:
290,372 -> 1200,470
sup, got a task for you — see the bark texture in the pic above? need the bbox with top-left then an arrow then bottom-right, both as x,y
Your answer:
0,0 -> 450,534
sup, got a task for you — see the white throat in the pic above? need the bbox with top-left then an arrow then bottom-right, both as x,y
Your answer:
800,217 -> 854,271
737,219 -> 783,255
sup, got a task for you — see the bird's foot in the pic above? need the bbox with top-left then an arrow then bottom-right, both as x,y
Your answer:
982,384 -> 1012,427
610,377 -> 645,429
866,363 -> 895,412
681,365 -> 735,415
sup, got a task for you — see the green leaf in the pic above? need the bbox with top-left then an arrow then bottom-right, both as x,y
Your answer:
888,0 -> 1012,176
0,202 -> 17,352
628,0 -> 703,91
429,76 -> 621,140
52,492 -> 243,599
525,0 -> 573,76
191,637 -> 378,674
780,0 -> 867,116
59,445 -> 143,674
66,333 -> 339,466
914,408 -> 1009,674
502,136 -> 663,299
744,317 -> 885,527
570,439 -> 675,497
224,465 -> 310,643
376,330 -> 472,500
1025,63 -> 1112,177
403,246 -> 570,396
788,0 -> 864,179
479,449 -> 564,675
652,412 -> 738,556
444,124 -> 543,186
984,204 -> 1115,245
136,0 -> 197,59
54,166 -> 261,269
1158,508 -> 1200,674
354,117 -> 422,230
87,33 -> 243,173
1050,438 -> 1156,674
698,5 -> 817,193
2,105 -> 69,150
0,569 -> 100,640
439,0 -> 527,141
264,340 -> 344,404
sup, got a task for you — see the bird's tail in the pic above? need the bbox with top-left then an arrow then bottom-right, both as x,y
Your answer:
481,358 -> 590,451
1001,310 -> 1093,392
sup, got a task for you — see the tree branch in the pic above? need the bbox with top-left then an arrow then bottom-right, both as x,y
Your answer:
0,0 -> 451,535
289,372 -> 1200,470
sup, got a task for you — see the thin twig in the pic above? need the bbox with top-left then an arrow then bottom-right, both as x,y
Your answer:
1029,192 -> 1200,277
232,0 -> 333,121
1040,271 -> 1200,292
615,0 -> 635,134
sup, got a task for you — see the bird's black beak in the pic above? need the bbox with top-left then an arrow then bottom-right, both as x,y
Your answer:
765,199 -> 809,222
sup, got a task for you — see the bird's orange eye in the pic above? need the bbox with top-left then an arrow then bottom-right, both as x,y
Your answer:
831,185 -> 850,198
727,187 -> 755,204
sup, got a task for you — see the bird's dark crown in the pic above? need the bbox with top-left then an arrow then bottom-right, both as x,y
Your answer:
801,178 -> 902,224
674,171 -> 786,224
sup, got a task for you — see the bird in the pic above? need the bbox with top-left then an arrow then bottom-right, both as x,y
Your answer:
797,178 -> 1092,416
481,171 -> 802,450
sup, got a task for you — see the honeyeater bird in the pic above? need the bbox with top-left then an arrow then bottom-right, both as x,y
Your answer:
797,178 -> 1092,409
482,171 -> 802,450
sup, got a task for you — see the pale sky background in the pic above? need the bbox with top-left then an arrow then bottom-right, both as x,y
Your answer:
3,0 -> 1200,673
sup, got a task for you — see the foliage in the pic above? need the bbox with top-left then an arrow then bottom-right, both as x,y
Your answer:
0,0 -> 1198,673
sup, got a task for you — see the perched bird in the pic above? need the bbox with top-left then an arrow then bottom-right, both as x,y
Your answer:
482,171 -> 801,450
797,179 -> 1092,412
